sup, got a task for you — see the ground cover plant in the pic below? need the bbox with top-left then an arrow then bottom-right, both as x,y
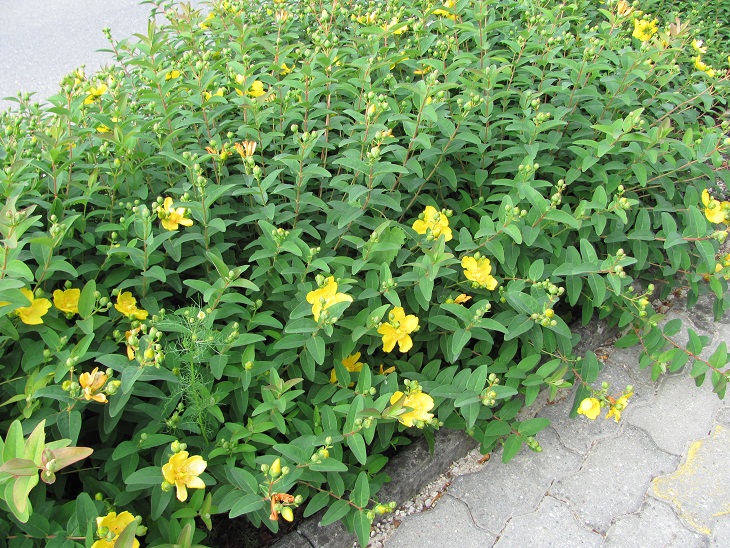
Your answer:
1,0 -> 730,545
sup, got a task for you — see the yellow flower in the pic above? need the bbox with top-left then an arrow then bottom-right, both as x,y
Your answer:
383,17 -> 407,35
453,293 -> 472,304
433,0 -> 456,20
96,116 -> 119,134
390,390 -> 434,427
114,291 -> 149,320
16,288 -> 51,325
702,189 -> 728,224
166,69 -> 181,80
378,307 -> 419,353
692,39 -> 707,54
84,83 -> 108,105
199,12 -> 215,29
606,393 -> 632,423
632,18 -> 658,41
356,11 -> 377,25
234,140 -> 257,159
91,511 -> 139,548
53,288 -> 80,315
247,80 -> 266,98
616,0 -> 633,17
461,256 -> 499,290
159,196 -> 193,231
305,277 -> 353,322
379,363 -> 396,375
577,397 -> 601,420
203,88 -> 225,101
79,367 -> 108,403
162,451 -> 207,502
412,205 -> 453,241
280,63 -> 293,75
330,352 -> 364,385
125,328 -> 140,360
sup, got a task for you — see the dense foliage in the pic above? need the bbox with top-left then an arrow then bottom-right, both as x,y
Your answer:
1,0 -> 730,546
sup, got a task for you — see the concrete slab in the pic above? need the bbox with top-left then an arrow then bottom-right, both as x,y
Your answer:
652,424 -> 730,536
604,497 -> 709,548
628,374 -> 721,456
386,494 -> 494,548
551,425 -> 678,533
448,427 -> 582,535
494,496 -> 602,548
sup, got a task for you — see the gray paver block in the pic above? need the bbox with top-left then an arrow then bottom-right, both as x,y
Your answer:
628,374 -> 721,456
272,532 -> 313,548
715,408 -> 730,426
297,514 -> 355,548
652,424 -> 730,536
711,515 -> 730,547
552,425 -> 678,533
449,427 -> 582,535
386,494 -> 495,548
494,496 -> 602,548
604,497 -> 709,548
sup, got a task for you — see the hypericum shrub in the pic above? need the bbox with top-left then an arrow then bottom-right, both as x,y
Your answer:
1,0 -> 730,545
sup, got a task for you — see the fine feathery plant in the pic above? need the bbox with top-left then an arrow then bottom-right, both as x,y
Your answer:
1,0 -> 730,545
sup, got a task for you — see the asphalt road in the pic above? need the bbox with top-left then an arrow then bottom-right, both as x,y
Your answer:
0,0 -> 205,111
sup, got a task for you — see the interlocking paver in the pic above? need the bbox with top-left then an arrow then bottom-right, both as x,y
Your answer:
551,424 -> 678,533
494,496 -> 602,548
628,374 -> 721,456
652,424 -> 730,536
604,497 -> 709,548
448,427 -> 582,534
386,495 -> 494,548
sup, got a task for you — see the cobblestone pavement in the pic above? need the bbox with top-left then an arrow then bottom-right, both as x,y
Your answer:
386,295 -> 730,547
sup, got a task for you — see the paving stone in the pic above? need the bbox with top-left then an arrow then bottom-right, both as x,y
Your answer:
711,515 -> 730,547
652,424 -> 730,536
552,425 -> 678,533
386,494 -> 494,548
715,408 -> 730,426
272,532 -> 313,548
297,514 -> 355,548
494,496 -> 602,548
448,427 -> 582,535
628,374 -> 721,456
604,497 -> 709,548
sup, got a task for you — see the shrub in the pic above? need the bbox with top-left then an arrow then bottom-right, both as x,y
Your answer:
1,0 -> 730,545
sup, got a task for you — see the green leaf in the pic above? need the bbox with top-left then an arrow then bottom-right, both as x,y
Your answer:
114,521 -> 139,548
306,335 -> 326,365
350,472 -> 370,507
517,418 -> 550,436
320,499 -> 351,527
229,494 -> 266,518
354,510 -> 374,548
502,434 -> 523,463
125,466 -> 162,489
663,318 -> 683,337
78,280 -> 97,319
449,329 -> 471,362
347,433 -> 367,465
